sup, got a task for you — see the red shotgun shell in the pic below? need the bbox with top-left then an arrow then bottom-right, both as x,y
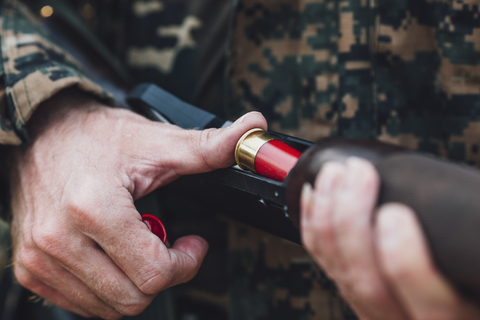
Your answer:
235,128 -> 301,182
142,214 -> 167,244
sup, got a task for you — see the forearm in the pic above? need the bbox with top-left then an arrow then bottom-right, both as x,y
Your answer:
24,87 -> 109,141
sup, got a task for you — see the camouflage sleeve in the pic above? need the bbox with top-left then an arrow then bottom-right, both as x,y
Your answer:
0,0 -> 114,145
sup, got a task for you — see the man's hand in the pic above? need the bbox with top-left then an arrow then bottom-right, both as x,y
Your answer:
301,157 -> 480,320
9,89 -> 267,319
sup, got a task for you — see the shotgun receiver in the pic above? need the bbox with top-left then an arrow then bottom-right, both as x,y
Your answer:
128,83 -> 480,304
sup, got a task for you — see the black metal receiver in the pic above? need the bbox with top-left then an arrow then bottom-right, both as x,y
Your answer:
127,83 -> 310,244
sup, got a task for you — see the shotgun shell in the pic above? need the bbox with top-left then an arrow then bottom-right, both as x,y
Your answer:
235,128 -> 302,182
142,214 -> 167,244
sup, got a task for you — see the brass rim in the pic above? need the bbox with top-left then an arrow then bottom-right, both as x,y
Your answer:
235,128 -> 274,172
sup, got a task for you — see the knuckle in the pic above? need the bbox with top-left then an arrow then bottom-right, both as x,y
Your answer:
304,208 -> 335,252
13,262 -> 35,289
138,263 -> 173,294
313,217 -> 335,241
192,129 -> 216,170
66,196 -> 99,231
91,277 -> 150,317
31,228 -> 63,257
17,247 -> 42,275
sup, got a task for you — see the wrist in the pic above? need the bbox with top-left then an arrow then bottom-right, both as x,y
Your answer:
7,88 -> 113,220
27,87 -> 110,141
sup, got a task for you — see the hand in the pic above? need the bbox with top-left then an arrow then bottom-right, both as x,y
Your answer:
300,157 -> 480,320
9,89 -> 267,319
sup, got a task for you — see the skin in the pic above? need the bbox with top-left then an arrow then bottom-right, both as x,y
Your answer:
301,158 -> 480,320
10,88 -> 480,319
8,89 -> 267,319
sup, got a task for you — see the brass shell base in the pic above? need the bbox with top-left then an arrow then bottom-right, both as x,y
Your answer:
235,128 -> 274,173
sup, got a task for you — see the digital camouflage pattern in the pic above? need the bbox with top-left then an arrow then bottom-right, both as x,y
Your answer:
228,0 -> 480,164
0,0 -> 113,145
63,0 -> 233,114
228,221 -> 357,320
2,0 -> 480,319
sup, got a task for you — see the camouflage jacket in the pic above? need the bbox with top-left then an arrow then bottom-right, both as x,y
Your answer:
2,0 -> 480,319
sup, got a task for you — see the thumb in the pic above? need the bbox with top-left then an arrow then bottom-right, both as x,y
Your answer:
166,235 -> 209,287
166,111 -> 268,175
130,111 -> 267,198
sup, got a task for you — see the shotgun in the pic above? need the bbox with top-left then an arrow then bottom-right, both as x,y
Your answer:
41,6 -> 480,305
128,83 -> 480,305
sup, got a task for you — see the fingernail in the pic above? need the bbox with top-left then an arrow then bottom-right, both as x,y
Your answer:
231,111 -> 261,127
301,182 -> 313,225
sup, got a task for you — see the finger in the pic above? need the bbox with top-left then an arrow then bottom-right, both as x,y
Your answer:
163,235 -> 209,287
332,157 -> 407,320
32,220 -> 157,316
14,244 -> 122,319
127,235 -> 208,291
301,161 -> 346,275
14,261 -> 94,318
376,204 -> 480,320
131,112 -> 268,195
173,111 -> 268,173
81,199 -> 209,294
67,182 -> 209,308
